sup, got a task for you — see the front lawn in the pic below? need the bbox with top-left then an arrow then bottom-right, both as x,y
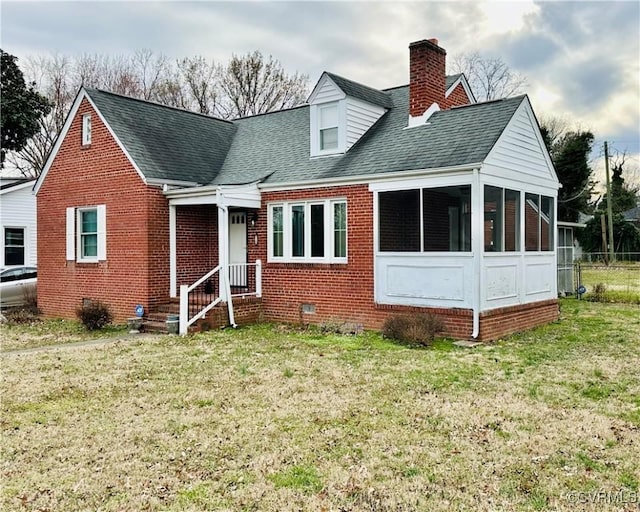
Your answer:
1,299 -> 639,511
0,317 -> 128,352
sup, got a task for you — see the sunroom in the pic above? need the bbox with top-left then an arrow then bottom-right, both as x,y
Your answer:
371,169 -> 557,338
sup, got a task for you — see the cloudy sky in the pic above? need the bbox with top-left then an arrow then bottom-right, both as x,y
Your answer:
2,1 -> 639,182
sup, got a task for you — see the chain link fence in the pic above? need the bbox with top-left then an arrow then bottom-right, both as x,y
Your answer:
574,257 -> 640,304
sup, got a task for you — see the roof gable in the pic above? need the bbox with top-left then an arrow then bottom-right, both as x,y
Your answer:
85,89 -> 237,185
445,73 -> 476,103
483,96 -> 559,188
308,72 -> 393,108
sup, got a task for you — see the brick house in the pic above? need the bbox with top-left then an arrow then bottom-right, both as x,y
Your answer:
34,38 -> 560,340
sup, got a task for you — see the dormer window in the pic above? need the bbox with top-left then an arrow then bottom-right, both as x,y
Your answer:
82,114 -> 92,146
308,72 -> 389,158
319,103 -> 339,150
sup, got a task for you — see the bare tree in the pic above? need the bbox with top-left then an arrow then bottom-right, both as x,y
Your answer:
132,49 -> 169,100
5,49 -> 309,177
218,51 -> 308,118
176,56 -> 219,115
450,52 -> 527,101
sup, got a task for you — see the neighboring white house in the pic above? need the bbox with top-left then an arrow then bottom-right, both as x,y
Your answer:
0,179 -> 37,268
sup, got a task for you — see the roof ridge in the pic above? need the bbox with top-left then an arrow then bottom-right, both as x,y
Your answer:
233,103 -> 309,121
84,87 -> 235,125
449,94 -> 526,110
324,71 -> 390,95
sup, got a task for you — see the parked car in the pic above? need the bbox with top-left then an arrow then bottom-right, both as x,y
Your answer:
0,266 -> 37,308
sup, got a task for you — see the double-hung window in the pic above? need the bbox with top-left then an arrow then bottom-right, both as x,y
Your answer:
79,208 -> 98,259
269,199 -> 347,263
319,103 -> 339,151
66,205 -> 107,262
4,227 -> 25,266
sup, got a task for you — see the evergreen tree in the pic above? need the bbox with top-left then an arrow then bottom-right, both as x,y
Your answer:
549,131 -> 596,223
0,50 -> 51,168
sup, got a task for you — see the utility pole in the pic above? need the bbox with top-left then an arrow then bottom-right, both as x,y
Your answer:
604,141 -> 615,263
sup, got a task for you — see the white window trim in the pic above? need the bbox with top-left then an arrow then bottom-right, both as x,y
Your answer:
268,199 -> 348,263
82,113 -> 92,146
66,205 -> 107,263
309,100 -> 346,157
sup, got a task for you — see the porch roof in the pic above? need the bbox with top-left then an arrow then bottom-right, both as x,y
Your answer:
165,183 -> 261,208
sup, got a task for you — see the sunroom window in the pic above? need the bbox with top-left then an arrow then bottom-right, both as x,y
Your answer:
269,199 -> 347,263
484,186 -> 521,252
378,186 -> 471,252
525,193 -> 554,251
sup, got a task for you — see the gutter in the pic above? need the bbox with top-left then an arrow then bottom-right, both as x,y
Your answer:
471,167 -> 481,339
258,163 -> 481,192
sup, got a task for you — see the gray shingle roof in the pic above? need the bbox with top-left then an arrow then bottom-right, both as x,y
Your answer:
446,73 -> 463,91
86,89 -> 236,185
86,83 -> 524,188
212,86 -> 524,185
324,72 -> 393,109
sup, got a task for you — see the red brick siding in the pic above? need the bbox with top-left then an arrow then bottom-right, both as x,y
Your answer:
444,82 -> 472,108
37,98 -> 169,322
479,299 -> 559,341
176,206 -> 218,287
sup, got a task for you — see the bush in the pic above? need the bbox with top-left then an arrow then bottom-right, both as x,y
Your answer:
382,313 -> 444,346
76,301 -> 113,330
2,307 -> 41,325
587,283 -> 607,302
319,319 -> 364,336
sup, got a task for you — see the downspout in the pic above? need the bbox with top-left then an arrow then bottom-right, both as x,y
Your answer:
216,189 -> 237,328
471,167 -> 481,339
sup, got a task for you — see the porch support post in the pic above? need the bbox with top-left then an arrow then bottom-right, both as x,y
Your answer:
169,203 -> 177,298
217,192 -> 237,327
255,259 -> 262,298
217,198 -> 228,302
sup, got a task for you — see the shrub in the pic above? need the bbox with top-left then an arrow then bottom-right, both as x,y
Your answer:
587,282 -> 607,302
76,300 -> 113,330
319,319 -> 364,336
3,307 -> 41,325
382,313 -> 444,346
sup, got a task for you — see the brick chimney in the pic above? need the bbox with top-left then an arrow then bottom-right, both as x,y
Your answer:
409,38 -> 446,118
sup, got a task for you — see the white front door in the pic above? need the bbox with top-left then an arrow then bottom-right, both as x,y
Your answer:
229,212 -> 247,287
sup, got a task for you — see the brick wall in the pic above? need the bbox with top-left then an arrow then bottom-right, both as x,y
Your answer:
444,82 -> 472,109
37,98 -> 169,322
409,39 -> 447,117
176,205 -> 218,287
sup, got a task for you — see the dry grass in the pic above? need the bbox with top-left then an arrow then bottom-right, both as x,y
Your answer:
1,300 -> 639,511
0,319 -> 128,352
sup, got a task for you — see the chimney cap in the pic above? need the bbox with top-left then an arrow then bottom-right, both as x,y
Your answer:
409,38 -> 446,54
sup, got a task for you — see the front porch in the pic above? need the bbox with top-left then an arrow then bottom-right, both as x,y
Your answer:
164,183 -> 262,334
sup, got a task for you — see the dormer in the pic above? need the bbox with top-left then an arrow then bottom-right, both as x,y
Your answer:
308,72 -> 391,158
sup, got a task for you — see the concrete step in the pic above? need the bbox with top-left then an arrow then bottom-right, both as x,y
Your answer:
141,319 -> 169,333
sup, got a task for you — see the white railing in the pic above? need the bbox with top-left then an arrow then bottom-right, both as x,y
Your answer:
179,260 -> 262,335
179,265 -> 222,335
229,260 -> 262,298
